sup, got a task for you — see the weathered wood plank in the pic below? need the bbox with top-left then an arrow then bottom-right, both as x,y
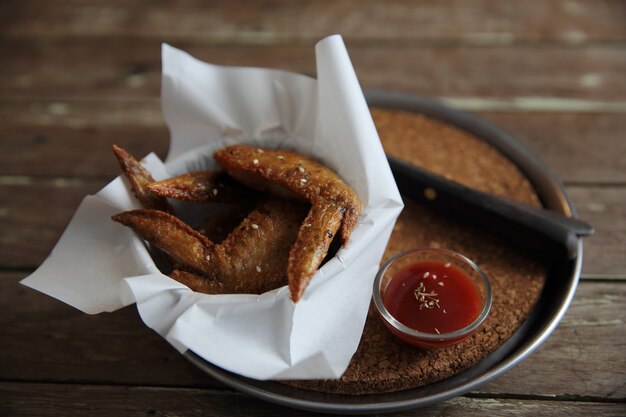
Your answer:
1,384 -> 625,417
2,105 -> 625,184
478,112 -> 626,184
0,180 -> 622,273
1,272 -> 624,399
2,382 -> 625,417
477,281 -> 626,399
0,273 -> 218,388
0,99 -> 164,128
2,41 -> 626,100
568,186 -> 626,276
1,0 -> 625,44
0,178 -> 107,269
0,124 -> 170,177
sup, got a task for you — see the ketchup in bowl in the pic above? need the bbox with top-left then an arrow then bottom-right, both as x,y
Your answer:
373,248 -> 492,349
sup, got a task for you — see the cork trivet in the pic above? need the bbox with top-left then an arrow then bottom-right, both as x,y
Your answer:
286,108 -> 547,394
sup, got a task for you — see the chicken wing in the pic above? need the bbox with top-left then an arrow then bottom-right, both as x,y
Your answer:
169,269 -> 224,294
112,209 -> 215,276
196,205 -> 252,243
213,145 -> 362,301
111,144 -> 172,213
113,198 -> 307,295
146,171 -> 257,204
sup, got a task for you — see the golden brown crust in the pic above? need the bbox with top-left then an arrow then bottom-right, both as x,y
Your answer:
215,198 -> 308,294
146,171 -> 256,204
196,205 -> 252,243
111,145 -> 172,212
214,145 -> 363,301
170,269 -> 224,294
288,202 -> 343,301
113,198 -> 307,295
214,145 -> 362,220
112,209 -> 214,276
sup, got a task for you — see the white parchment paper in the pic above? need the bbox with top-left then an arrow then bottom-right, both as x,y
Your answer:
21,35 -> 403,380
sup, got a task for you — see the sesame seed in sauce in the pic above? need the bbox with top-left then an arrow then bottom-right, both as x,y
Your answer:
253,159 -> 259,165
435,328 -> 441,334
423,272 -> 429,278
298,166 -> 305,173
438,281 -> 445,286
256,266 -> 262,272
445,262 -> 451,268
277,155 -> 284,160
251,224 -> 259,229
205,255 -> 211,261
212,188 -> 218,196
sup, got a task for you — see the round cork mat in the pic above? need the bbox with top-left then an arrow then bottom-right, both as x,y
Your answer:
286,108 -> 547,395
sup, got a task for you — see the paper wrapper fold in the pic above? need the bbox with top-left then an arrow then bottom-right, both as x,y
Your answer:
21,35 -> 403,380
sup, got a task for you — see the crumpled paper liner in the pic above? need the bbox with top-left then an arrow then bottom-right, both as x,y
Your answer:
21,35 -> 403,380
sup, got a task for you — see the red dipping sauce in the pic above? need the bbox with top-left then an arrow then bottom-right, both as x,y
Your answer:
374,248 -> 491,349
383,261 -> 482,336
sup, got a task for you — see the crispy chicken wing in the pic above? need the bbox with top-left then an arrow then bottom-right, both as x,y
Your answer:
112,209 -> 214,275
196,205 -> 252,243
112,145 -> 172,212
214,145 -> 363,301
113,198 -> 307,295
214,197 -> 308,294
146,171 -> 257,204
170,269 -> 224,294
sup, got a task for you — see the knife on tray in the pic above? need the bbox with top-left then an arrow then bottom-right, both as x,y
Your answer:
387,155 -> 594,260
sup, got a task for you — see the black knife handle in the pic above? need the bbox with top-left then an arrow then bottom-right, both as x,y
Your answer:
388,156 -> 593,259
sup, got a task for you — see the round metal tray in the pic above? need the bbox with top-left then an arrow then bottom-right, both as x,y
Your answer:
184,90 -> 583,414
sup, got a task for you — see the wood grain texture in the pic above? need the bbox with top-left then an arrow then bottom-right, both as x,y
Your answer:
0,272 -> 217,389
2,40 -> 626,101
2,272 -> 623,400
2,0 -> 625,44
568,186 -> 626,276
476,281 -> 626,399
1,382 -> 624,417
0,124 -> 170,177
480,112 -> 626,184
1,102 -> 625,183
1,1 -> 624,413
0,178 -> 106,269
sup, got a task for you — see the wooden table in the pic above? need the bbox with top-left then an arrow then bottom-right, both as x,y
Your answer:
1,1 -> 624,415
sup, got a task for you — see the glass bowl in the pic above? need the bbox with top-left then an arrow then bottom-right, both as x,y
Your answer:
373,248 -> 492,349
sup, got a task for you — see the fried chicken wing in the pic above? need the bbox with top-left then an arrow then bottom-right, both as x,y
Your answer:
214,198 -> 307,294
112,210 -> 214,275
170,269 -> 224,294
196,205 -> 252,243
146,171 -> 256,204
213,145 -> 363,301
113,198 -> 307,295
112,145 -> 172,212
287,201 -> 343,301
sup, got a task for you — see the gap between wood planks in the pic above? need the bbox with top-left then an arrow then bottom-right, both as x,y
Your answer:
5,32 -> 626,48
0,380 -> 624,404
3,97 -> 626,114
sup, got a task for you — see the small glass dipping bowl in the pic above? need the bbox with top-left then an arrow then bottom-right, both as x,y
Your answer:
373,248 -> 492,349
